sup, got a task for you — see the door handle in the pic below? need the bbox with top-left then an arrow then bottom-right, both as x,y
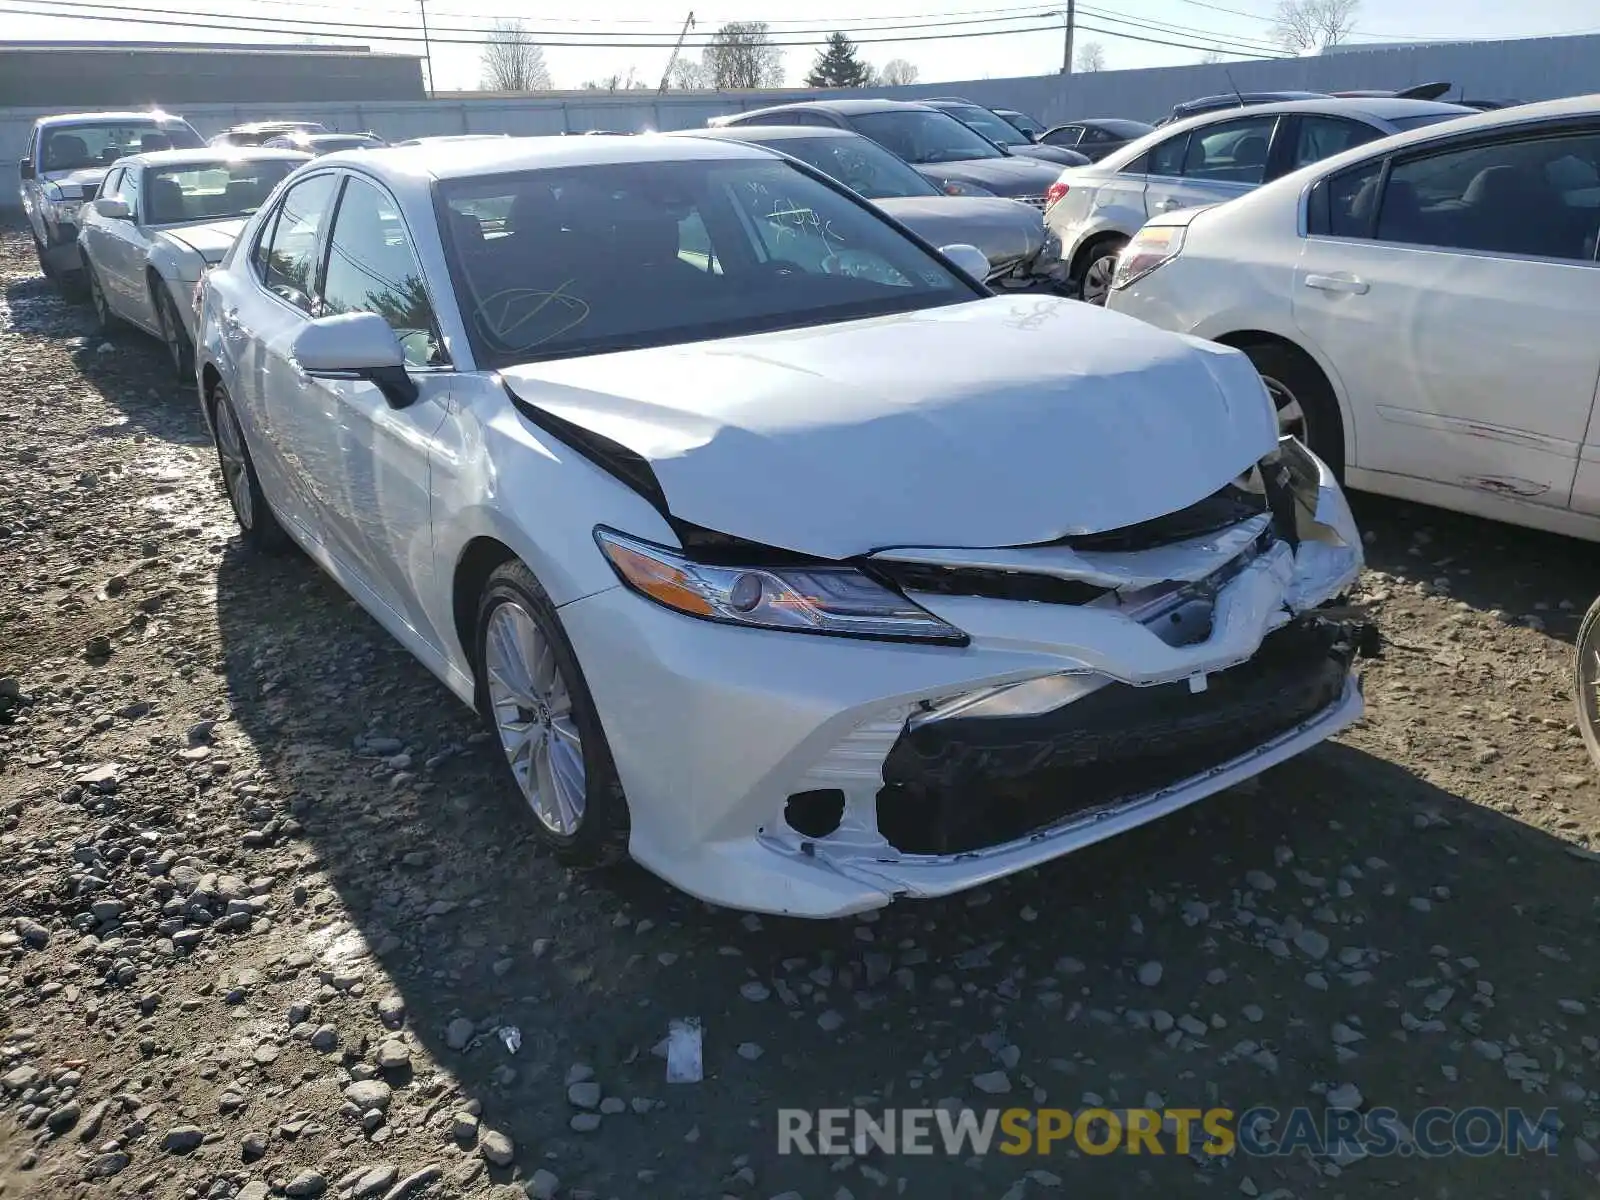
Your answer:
1304,273 -> 1369,295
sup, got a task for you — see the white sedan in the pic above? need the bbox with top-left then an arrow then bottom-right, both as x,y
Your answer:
1105,95 -> 1600,541
194,135 -> 1369,917
77,147 -> 308,376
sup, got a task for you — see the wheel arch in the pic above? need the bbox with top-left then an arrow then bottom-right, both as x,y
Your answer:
1212,328 -> 1355,470
452,535 -> 520,694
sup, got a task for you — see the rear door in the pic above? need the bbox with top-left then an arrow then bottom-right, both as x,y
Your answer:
1275,113 -> 1385,181
1292,122 -> 1600,506
1144,113 -> 1282,216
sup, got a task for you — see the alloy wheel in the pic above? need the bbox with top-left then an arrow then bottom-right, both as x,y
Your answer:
213,399 -> 255,530
89,268 -> 111,328
1080,253 -> 1117,306
1261,374 -> 1307,443
484,601 -> 587,837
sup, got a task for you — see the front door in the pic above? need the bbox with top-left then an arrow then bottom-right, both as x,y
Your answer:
1293,124 -> 1600,507
1142,112 -> 1280,218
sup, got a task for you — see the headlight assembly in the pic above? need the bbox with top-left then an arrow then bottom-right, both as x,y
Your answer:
1110,224 -> 1185,291
594,528 -> 967,645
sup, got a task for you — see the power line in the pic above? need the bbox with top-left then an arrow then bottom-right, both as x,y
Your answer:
1077,4 -> 1283,53
2,0 -> 1288,55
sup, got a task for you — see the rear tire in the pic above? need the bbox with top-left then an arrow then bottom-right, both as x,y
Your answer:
1576,596 -> 1600,773
208,380 -> 291,554
476,561 -> 630,868
1237,339 -> 1345,478
1075,235 -> 1127,306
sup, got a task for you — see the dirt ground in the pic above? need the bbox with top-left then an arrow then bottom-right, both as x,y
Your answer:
3,222 -> 1600,1200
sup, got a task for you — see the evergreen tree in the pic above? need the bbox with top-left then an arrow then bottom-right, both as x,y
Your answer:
806,32 -> 872,88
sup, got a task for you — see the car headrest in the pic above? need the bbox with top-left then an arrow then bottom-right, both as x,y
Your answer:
45,134 -> 88,168
145,178 -> 186,223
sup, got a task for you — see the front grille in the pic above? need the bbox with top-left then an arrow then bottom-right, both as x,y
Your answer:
875,618 -> 1355,855
868,560 -> 1108,606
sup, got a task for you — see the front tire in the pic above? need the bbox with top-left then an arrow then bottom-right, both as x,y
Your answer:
1576,597 -> 1600,773
476,562 -> 629,867
1237,339 -> 1346,478
209,381 -> 290,553
154,281 -> 195,381
85,261 -> 117,332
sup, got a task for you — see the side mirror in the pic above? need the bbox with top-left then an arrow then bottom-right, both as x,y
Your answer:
93,196 -> 131,220
940,243 -> 992,284
291,311 -> 418,408
19,158 -> 35,180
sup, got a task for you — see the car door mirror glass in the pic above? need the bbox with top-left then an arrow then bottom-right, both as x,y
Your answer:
93,196 -> 131,220
292,312 -> 418,407
19,158 -> 35,180
940,243 -> 992,282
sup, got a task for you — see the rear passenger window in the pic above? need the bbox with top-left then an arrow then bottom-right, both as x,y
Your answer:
1291,116 -> 1381,171
257,173 -> 338,312
320,176 -> 442,367
1374,130 -> 1600,260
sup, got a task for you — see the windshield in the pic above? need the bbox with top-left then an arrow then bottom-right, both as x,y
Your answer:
763,137 -> 939,199
943,105 -> 1030,147
439,158 -> 972,367
143,159 -> 300,224
1387,112 -> 1472,132
847,110 -> 1005,164
40,120 -> 203,171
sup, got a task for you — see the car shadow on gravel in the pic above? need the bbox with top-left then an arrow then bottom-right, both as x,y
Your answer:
210,539 -> 1600,1197
2,269 -> 205,448
1352,492 -> 1600,643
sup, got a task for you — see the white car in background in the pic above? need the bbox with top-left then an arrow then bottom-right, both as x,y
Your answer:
1105,95 -> 1600,541
77,147 -> 308,377
1044,97 -> 1474,303
192,135 -> 1368,917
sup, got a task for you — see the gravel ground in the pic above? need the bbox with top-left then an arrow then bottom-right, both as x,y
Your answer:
4,222 -> 1600,1200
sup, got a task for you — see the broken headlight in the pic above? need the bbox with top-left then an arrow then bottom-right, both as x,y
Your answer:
595,528 -> 967,645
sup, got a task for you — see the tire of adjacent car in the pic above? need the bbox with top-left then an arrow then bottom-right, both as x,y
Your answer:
153,279 -> 195,381
1575,596 -> 1600,774
84,261 -> 118,333
1074,234 -> 1127,307
32,231 -> 57,280
1236,339 -> 1346,479
475,561 -> 630,868
208,380 -> 291,554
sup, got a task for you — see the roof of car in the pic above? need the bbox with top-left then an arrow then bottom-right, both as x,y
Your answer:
1153,96 -> 1472,135
116,147 -> 312,167
323,132 -> 778,183
35,110 -> 193,127
686,125 -> 861,143
726,98 -> 935,120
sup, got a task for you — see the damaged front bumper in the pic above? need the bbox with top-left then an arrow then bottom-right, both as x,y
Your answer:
559,438 -> 1371,917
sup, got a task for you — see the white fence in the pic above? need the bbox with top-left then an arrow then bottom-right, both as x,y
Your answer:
5,32 -> 1600,210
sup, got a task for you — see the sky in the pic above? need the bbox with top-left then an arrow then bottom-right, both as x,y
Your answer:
3,0 -> 1598,92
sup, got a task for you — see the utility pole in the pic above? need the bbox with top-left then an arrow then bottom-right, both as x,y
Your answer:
418,0 -> 434,95
1060,0 -> 1075,75
658,11 -> 696,94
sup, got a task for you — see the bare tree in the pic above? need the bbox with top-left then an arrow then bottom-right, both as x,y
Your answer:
704,21 -> 785,90
1075,42 -> 1107,72
582,66 -> 651,91
879,58 -> 919,86
667,58 -> 711,90
1272,0 -> 1360,53
480,19 -> 551,92
1199,50 -> 1224,64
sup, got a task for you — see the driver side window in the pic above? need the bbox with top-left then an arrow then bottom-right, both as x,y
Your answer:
319,175 -> 443,367
257,173 -> 339,314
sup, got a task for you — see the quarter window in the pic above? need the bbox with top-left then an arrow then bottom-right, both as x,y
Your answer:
257,174 -> 339,313
320,176 -> 442,367
1290,116 -> 1381,171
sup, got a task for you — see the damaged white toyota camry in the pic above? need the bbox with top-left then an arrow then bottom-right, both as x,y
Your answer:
194,135 -> 1372,917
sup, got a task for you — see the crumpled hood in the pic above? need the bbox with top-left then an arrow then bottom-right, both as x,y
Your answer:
39,166 -> 109,197
157,218 -> 248,264
500,298 -> 1279,560
912,155 -> 1064,198
875,195 -> 1046,272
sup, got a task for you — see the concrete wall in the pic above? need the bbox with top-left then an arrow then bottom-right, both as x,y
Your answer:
5,32 -> 1599,211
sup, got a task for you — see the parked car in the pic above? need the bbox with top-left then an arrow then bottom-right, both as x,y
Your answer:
77,147 -> 307,377
209,121 -> 328,148
918,98 -> 1091,167
1156,91 -> 1327,126
1040,118 -> 1156,161
684,125 -> 1068,291
1331,82 -> 1453,101
1576,596 -> 1600,770
192,134 -> 1368,916
709,99 -> 1067,207
993,107 -> 1046,140
1047,97 -> 1475,304
392,134 -> 511,146
262,132 -> 387,154
19,109 -> 204,286
1104,95 -> 1600,541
